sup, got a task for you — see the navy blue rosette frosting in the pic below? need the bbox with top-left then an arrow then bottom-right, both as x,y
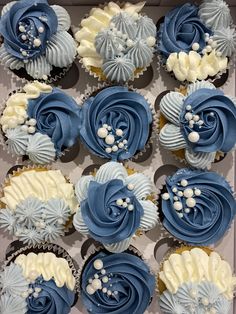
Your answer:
79,86 -> 153,161
161,168 -> 236,245
81,250 -> 155,314
0,0 -> 76,79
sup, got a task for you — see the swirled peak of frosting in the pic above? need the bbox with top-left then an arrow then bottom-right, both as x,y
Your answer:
79,86 -> 152,161
102,56 -> 135,83
81,250 -> 155,314
110,12 -> 136,39
161,168 -> 236,245
159,247 -> 236,300
15,252 -> 76,290
199,0 -> 232,30
213,28 -> 236,58
1,169 -> 77,212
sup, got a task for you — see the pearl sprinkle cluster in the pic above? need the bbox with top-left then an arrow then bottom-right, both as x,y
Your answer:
184,105 -> 205,143
21,118 -> 37,134
86,259 -> 119,299
21,272 -> 43,299
162,179 -> 201,218
190,33 -> 219,56
97,124 -> 128,154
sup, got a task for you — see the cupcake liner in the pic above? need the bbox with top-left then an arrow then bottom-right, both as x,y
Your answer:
73,1 -> 154,84
0,164 -> 77,240
78,83 -> 157,164
2,242 -> 80,294
0,85 -> 80,165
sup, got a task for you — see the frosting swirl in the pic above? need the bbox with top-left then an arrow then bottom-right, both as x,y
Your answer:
81,251 -> 155,314
27,278 -> 75,314
180,88 -> 236,153
161,168 -> 236,245
0,0 -> 58,60
158,3 -> 212,58
79,86 -> 152,161
27,87 -> 81,153
80,179 -> 144,244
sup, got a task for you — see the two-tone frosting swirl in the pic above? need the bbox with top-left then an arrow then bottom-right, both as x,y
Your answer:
81,251 -> 155,314
161,168 -> 236,245
158,3 -> 212,58
79,86 -> 152,161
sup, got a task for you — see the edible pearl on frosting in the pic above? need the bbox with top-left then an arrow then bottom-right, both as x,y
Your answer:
146,36 -> 156,47
86,284 -> 95,295
33,38 -> 41,47
102,287 -> 107,293
190,289 -> 197,298
185,112 -> 193,121
97,127 -> 108,138
201,297 -> 209,306
181,179 -> 188,187
195,188 -> 201,196
93,259 -> 103,270
186,105 -> 192,111
172,187 -> 177,193
102,276 -> 109,283
183,188 -> 193,198
92,279 -> 102,290
21,291 -> 29,298
206,45 -> 212,53
184,208 -> 190,214
21,34 -> 27,41
21,125 -> 28,132
101,269 -> 106,275
116,199 -> 123,206
186,197 -> 196,208
123,139 -> 128,144
28,126 -> 36,134
38,26 -> 44,33
118,142 -> 124,149
19,25 -> 26,32
94,274 -> 99,279
177,191 -> 183,197
127,184 -> 134,190
28,118 -> 37,126
128,204 -> 134,211
162,193 -> 170,200
126,39 -> 134,47
116,129 -> 123,136
105,134 -> 115,145
112,145 -> 118,152
173,196 -> 178,201
22,50 -> 27,56
105,147 -> 112,153
173,201 -> 183,211
192,43 -> 200,51
188,131 -> 200,143
193,115 -> 200,122
177,212 -> 183,218
122,202 -> 128,208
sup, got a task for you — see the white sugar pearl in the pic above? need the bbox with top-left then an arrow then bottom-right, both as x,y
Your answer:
211,41 -> 217,48
181,179 -> 188,187
194,188 -> 201,196
105,147 -> 112,154
28,126 -> 36,134
185,208 -> 190,214
186,197 -> 196,208
188,131 -> 200,143
38,26 -> 44,33
127,184 -> 134,190
86,284 -> 95,295
161,193 -> 170,200
128,204 -> 134,211
123,139 -> 128,144
57,218 -> 64,225
107,290 -> 112,296
186,105 -> 192,111
189,120 -> 194,126
33,38 -> 41,47
102,287 -> 107,293
208,38 -> 213,45
22,50 -> 27,56
178,212 -> 183,218
193,115 -> 200,122
126,39 -> 134,47
112,145 -> 118,152
103,124 -> 108,129
192,43 -> 200,51
28,288 -> 34,294
122,202 -> 128,208
107,126 -> 112,131
92,279 -> 102,290
105,134 -> 115,145
190,289 -> 197,298
89,279 -> 92,283
21,291 -> 29,298
93,259 -> 103,270
184,188 -> 194,198
116,129 -> 123,136
19,25 -> 25,32
172,187 -> 177,193
21,125 -> 28,132
21,34 -> 27,41
198,120 -> 204,125
177,191 -> 183,197
33,292 -> 39,298
28,271 -> 38,280
206,45 -> 212,53
102,276 -> 109,283
185,112 -> 193,121
94,274 -> 99,279
173,196 -> 178,201
173,201 -> 183,211
146,36 -> 156,47
28,118 -> 37,126
216,51 -> 222,57
201,297 -> 209,306
118,142 -> 124,149
126,198 -> 130,203
116,199 -> 123,206
97,127 -> 108,138
202,48 -> 207,55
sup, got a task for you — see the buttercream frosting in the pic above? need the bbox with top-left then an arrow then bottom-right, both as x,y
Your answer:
102,56 -> 135,83
213,28 -> 236,58
0,294 -> 27,314
161,168 -> 236,245
81,251 -> 155,314
5,127 -> 29,156
79,86 -> 152,161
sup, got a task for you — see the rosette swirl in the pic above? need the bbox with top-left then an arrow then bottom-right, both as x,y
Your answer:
180,88 -> 236,153
0,0 -> 58,60
161,168 -> 236,245
158,3 -> 212,58
81,251 -> 155,314
27,88 -> 81,153
79,86 -> 152,161
27,278 -> 75,314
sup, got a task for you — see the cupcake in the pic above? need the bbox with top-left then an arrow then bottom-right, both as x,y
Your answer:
158,80 -> 236,169
159,168 -> 236,246
0,244 -> 77,314
0,81 -> 81,164
75,2 -> 156,83
158,246 -> 236,314
157,0 -> 236,83
79,86 -> 153,161
0,0 -> 77,81
0,166 -> 78,245
80,247 -> 155,314
73,161 -> 158,252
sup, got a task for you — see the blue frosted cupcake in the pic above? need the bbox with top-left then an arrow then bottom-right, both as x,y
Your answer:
73,162 -> 158,253
157,0 -> 236,82
0,243 -> 78,314
0,0 -> 76,81
0,81 -> 81,164
159,168 -> 236,246
79,86 -> 153,162
80,247 -> 155,314
158,81 -> 236,169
